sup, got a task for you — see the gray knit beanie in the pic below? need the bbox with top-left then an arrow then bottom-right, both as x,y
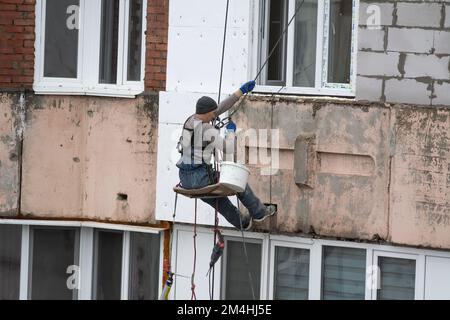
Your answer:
196,96 -> 218,114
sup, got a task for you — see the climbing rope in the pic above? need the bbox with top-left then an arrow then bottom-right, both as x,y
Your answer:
168,192 -> 178,269
208,0 -> 307,301
191,198 -> 198,300
208,0 -> 230,301
217,0 -> 230,105
237,199 -> 257,300
212,199 -> 220,299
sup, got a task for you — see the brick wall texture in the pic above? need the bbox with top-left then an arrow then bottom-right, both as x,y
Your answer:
0,0 -> 36,90
145,0 -> 168,91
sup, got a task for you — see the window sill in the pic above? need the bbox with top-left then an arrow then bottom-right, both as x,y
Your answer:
254,85 -> 355,98
33,83 -> 144,98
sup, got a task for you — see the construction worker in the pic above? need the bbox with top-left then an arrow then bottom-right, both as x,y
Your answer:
176,80 -> 276,230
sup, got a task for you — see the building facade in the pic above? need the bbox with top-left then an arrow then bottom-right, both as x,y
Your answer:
1,0 -> 450,300
0,0 -> 168,299
156,0 -> 450,300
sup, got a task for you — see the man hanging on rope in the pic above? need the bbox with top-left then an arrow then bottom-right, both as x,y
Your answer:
176,80 -> 276,231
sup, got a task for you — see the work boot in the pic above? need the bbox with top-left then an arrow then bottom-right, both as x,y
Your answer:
253,204 -> 277,223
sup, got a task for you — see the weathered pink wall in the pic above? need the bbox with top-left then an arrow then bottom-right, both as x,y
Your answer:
235,95 -> 450,249
2,91 -> 450,249
390,107 -> 450,248
0,94 -> 21,216
16,94 -> 159,224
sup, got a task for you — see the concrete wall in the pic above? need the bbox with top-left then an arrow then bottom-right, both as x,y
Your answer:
0,92 -> 160,224
390,106 -> 450,248
234,96 -> 450,250
357,0 -> 450,106
0,93 -> 23,216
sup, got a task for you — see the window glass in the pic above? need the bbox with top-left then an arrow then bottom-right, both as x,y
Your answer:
322,246 -> 366,300
99,0 -> 120,84
30,227 -> 78,300
266,0 -> 287,84
274,246 -> 310,300
377,257 -> 416,300
327,0 -> 352,84
93,230 -> 123,300
0,225 -> 21,300
44,0 -> 79,78
224,240 -> 262,300
128,232 -> 160,300
127,0 -> 144,81
293,0 -> 317,87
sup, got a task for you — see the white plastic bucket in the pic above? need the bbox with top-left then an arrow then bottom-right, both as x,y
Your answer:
219,161 -> 250,193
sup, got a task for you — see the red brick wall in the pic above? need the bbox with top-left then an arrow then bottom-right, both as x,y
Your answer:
0,0 -> 35,90
145,0 -> 168,92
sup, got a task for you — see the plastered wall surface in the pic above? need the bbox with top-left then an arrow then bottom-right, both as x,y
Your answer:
390,107 -> 450,248
234,96 -> 450,249
0,93 -> 159,224
234,96 -> 391,240
0,94 -> 22,216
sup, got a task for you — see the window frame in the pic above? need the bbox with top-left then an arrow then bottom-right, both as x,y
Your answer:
0,220 -> 163,300
251,0 -> 359,97
220,235 -> 265,300
371,250 -> 424,300
135,223 -> 450,301
268,239 -> 312,300
92,228 -> 124,300
27,226 -> 80,300
34,0 -> 147,98
320,245 -> 368,300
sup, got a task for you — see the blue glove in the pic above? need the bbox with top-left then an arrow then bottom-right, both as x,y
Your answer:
226,121 -> 236,132
240,80 -> 256,94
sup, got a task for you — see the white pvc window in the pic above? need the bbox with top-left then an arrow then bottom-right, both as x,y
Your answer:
256,0 -> 358,97
268,239 -> 314,300
221,237 -> 263,300
372,251 -> 422,300
93,229 -> 123,300
129,232 -> 161,300
321,246 -> 366,300
377,257 -> 416,300
273,245 -> 310,300
173,225 -> 450,301
34,0 -> 146,97
29,227 -> 80,300
0,222 -> 162,300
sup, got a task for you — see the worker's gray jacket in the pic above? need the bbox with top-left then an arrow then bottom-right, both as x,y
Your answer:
178,91 -> 242,165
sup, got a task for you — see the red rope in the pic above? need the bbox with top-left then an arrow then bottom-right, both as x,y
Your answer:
210,198 -> 220,300
191,199 -> 198,300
